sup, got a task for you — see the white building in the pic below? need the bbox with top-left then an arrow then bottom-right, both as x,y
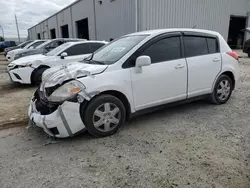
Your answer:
28,0 -> 250,48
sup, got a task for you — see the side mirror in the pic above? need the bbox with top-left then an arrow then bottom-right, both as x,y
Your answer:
60,52 -> 68,59
29,46 -> 34,49
135,55 -> 151,73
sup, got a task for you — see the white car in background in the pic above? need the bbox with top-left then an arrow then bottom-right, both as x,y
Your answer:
6,40 -> 46,62
28,29 -> 240,138
13,38 -> 86,61
7,41 -> 107,85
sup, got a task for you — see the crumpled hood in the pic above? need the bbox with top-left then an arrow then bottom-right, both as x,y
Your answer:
11,54 -> 49,66
42,62 -> 108,87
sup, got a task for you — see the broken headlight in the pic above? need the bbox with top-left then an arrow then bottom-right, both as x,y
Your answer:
48,80 -> 86,102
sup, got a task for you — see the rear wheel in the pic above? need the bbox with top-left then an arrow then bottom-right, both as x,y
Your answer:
31,68 -> 48,86
248,49 -> 250,57
210,75 -> 233,105
82,95 -> 126,137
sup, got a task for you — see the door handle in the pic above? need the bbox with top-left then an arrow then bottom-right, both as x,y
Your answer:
175,64 -> 185,69
213,58 -> 220,62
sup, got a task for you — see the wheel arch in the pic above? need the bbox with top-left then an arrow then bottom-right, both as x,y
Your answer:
221,71 -> 235,90
30,65 -> 50,84
212,70 -> 236,92
81,90 -> 132,120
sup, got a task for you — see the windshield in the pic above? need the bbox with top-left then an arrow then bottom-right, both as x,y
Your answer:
46,43 -> 70,56
18,41 -> 32,48
90,35 -> 147,65
24,42 -> 35,49
36,40 -> 52,49
28,41 -> 45,49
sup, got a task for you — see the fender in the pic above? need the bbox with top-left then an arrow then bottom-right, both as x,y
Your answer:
86,84 -> 135,113
211,65 -> 236,92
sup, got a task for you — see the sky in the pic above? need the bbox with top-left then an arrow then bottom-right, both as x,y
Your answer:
0,0 -> 76,38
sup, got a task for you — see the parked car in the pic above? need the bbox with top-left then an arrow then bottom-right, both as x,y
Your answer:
7,40 -> 107,85
0,41 -> 16,52
4,40 -> 33,56
28,28 -> 240,138
6,40 -> 46,62
242,28 -> 250,57
12,38 -> 86,61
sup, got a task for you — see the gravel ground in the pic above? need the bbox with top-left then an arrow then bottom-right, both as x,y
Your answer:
0,56 -> 36,125
0,52 -> 250,188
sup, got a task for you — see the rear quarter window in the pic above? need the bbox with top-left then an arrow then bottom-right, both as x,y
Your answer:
207,38 -> 219,54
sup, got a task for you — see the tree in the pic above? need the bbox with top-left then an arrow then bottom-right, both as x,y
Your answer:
0,36 -> 4,41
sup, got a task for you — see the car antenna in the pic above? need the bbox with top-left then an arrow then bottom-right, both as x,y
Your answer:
192,25 -> 196,28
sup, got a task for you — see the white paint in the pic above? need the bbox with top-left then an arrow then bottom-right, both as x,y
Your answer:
28,100 -> 84,138
186,53 -> 222,98
7,41 -> 107,84
28,28 -> 240,138
131,58 -> 187,110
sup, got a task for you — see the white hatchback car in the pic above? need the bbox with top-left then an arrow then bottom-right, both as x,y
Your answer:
7,41 -> 107,85
6,40 -> 46,62
28,29 -> 240,138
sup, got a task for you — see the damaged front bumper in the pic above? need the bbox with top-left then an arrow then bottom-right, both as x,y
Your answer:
28,94 -> 86,138
28,65 -> 100,138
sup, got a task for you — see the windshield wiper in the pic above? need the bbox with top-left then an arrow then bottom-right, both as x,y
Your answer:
81,58 -> 105,65
80,53 -> 105,65
91,60 -> 105,65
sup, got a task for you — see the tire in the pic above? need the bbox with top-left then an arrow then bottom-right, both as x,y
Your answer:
31,68 -> 48,86
210,75 -> 233,105
82,94 -> 126,137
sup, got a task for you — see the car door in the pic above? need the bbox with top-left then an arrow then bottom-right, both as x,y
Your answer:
183,35 -> 221,98
60,43 -> 91,65
130,34 -> 188,111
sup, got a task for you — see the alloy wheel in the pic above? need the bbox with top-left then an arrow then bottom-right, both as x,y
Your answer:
92,102 -> 121,132
217,80 -> 231,101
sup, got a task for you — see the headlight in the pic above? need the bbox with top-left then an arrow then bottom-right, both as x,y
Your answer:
17,63 -> 33,68
47,80 -> 85,102
7,63 -> 16,70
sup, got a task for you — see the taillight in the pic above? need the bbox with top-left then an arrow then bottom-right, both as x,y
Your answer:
226,51 -> 239,60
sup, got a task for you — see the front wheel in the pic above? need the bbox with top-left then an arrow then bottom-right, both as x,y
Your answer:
210,75 -> 233,105
82,95 -> 126,137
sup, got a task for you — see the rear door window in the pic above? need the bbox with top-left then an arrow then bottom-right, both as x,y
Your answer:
184,36 -> 209,57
